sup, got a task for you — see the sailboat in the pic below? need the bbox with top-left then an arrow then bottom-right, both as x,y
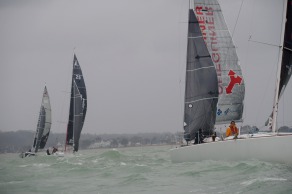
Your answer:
64,54 -> 87,153
20,86 -> 52,158
170,0 -> 292,165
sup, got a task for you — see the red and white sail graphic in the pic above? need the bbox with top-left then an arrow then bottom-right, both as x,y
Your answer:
193,0 -> 245,123
226,70 -> 243,94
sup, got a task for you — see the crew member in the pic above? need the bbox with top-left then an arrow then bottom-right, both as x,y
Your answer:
226,121 -> 239,138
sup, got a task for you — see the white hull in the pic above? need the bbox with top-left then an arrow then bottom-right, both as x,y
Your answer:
170,134 -> 292,165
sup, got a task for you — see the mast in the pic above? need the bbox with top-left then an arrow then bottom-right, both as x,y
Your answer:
183,0 -> 191,138
271,0 -> 288,133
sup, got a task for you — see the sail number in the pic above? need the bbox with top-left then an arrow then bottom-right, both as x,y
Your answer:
75,74 -> 82,80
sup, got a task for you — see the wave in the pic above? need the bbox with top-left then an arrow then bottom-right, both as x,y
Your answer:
241,177 -> 287,186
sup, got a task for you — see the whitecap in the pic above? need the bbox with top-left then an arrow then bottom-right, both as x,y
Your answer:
241,177 -> 287,186
18,165 -> 29,168
135,164 -> 147,167
32,163 -> 50,167
120,162 -> 127,166
262,177 -> 287,181
2,180 -> 24,185
74,162 -> 83,165
241,179 -> 257,186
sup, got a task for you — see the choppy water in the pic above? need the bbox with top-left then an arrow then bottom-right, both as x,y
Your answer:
1,145 -> 292,194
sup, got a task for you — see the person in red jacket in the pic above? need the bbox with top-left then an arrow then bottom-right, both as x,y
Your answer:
226,121 -> 239,138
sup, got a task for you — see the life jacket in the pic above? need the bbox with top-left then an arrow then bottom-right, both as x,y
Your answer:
230,126 -> 238,134
226,125 -> 238,137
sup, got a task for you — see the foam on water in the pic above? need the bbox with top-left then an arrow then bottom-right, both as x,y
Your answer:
241,177 -> 287,186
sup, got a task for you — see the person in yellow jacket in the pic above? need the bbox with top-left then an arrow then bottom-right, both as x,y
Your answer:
226,121 -> 239,138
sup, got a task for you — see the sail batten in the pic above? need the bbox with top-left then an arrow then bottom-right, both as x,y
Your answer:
186,97 -> 219,104
187,66 -> 215,71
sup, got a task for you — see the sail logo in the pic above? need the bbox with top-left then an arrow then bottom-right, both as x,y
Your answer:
217,108 -> 236,116
226,70 -> 242,94
217,109 -> 222,115
69,139 -> 74,144
195,6 -> 223,94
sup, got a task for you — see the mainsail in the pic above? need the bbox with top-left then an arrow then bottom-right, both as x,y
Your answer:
66,54 -> 87,152
192,0 -> 245,124
184,9 -> 219,141
32,86 -> 52,153
266,0 -> 292,130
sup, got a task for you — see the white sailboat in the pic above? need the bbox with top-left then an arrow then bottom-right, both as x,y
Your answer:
170,0 -> 292,165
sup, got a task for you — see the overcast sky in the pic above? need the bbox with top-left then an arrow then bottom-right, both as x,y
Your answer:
0,0 -> 291,134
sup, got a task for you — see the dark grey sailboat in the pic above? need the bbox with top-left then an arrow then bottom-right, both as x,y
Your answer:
65,54 -> 87,152
20,86 -> 52,157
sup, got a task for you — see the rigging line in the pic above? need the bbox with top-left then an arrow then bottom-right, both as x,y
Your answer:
218,0 -> 243,74
243,0 -> 255,126
188,36 -> 203,39
231,0 -> 245,38
178,0 -> 190,133
248,39 -> 280,48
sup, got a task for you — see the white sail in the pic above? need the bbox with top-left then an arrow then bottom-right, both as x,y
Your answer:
192,0 -> 245,124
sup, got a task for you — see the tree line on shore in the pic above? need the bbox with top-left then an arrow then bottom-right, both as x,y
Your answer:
0,130 -> 179,153
1,125 -> 291,153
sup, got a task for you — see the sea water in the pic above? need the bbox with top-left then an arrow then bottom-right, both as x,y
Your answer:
1,145 -> 292,194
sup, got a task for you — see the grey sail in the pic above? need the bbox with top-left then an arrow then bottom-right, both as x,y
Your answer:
32,86 -> 52,153
66,54 -> 87,152
192,0 -> 245,124
33,106 -> 46,153
184,9 -> 219,142
265,0 -> 292,128
72,80 -> 84,152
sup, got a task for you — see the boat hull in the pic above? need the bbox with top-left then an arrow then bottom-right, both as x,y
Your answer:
19,152 -> 36,158
170,134 -> 292,165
